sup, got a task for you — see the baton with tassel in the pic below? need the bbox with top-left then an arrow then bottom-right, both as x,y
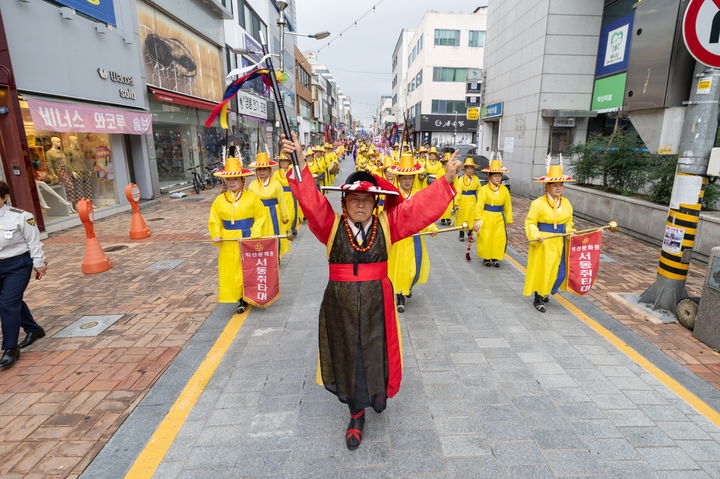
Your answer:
412,222 -> 468,237
528,221 -> 619,243
258,32 -> 302,182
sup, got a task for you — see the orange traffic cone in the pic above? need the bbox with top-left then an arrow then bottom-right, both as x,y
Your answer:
77,198 -> 112,274
126,184 -> 151,240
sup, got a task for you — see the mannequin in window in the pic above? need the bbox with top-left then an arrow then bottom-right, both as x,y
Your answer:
45,137 -> 78,207
67,135 -> 95,200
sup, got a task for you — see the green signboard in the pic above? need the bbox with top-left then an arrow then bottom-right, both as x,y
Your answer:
591,73 -> 627,112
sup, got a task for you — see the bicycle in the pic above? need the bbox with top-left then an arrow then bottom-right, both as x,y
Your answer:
203,163 -> 221,189
187,166 -> 205,195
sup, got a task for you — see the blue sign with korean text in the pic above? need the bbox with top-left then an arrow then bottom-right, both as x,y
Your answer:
55,0 -> 116,26
595,13 -> 633,78
482,102 -> 503,119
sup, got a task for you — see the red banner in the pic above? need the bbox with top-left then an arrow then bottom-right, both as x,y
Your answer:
567,231 -> 602,295
241,238 -> 280,307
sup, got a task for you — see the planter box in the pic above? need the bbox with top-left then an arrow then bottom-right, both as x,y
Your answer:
565,184 -> 720,262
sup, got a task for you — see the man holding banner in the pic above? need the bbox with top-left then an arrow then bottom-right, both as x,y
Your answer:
523,158 -> 575,313
281,132 -> 461,451
208,157 -> 267,314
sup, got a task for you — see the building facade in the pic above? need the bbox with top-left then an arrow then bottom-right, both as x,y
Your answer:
1,0 -> 154,232
294,46 -> 313,145
481,0 -> 602,197
402,9 -> 486,148
391,29 -> 414,122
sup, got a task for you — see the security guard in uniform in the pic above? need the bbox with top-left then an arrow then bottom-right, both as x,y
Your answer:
0,181 -> 47,369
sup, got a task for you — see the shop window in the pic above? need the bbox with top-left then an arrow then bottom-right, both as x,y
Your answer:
23,102 -> 118,221
548,127 -> 574,155
431,100 -> 467,114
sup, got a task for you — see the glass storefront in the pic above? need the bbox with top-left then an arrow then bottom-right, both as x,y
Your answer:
20,100 -> 119,222
150,98 -> 226,187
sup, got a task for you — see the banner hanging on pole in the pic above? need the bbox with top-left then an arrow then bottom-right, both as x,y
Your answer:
567,231 -> 603,295
241,238 -> 280,307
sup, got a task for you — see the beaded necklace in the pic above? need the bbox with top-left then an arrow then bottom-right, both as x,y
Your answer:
344,216 -> 378,253
224,190 -> 242,205
462,175 -> 473,188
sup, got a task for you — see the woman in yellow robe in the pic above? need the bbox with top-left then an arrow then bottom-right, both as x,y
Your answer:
208,158 -> 266,313
524,162 -> 575,313
272,154 -> 302,233
454,157 -> 481,241
387,153 -> 438,313
248,153 -> 290,257
473,156 -> 512,267
375,156 -> 396,213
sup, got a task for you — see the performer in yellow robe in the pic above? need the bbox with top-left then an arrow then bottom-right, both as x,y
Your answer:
208,157 -> 267,313
387,153 -> 438,313
272,154 -> 302,233
473,155 -> 512,266
424,147 -> 445,186
390,143 -> 400,163
454,157 -> 481,241
248,152 -> 290,257
375,156 -> 396,213
439,153 -> 455,225
524,161 -> 575,313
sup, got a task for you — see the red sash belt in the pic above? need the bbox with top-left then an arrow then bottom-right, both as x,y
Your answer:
328,262 -> 388,282
326,260 -> 402,398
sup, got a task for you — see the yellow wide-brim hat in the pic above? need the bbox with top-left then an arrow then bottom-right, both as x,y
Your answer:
482,153 -> 509,173
313,145 -> 326,152
462,157 -> 479,168
428,147 -> 439,155
440,152 -> 452,162
377,156 -> 395,171
535,154 -> 574,182
214,157 -> 253,177
389,152 -> 425,175
249,152 -> 278,168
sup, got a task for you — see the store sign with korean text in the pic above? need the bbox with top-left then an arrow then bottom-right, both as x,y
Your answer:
481,102 -> 503,119
591,73 -> 627,112
97,68 -> 136,100
420,114 -> 475,132
595,13 -> 634,77
26,98 -> 152,135
55,0 -> 116,26
237,91 -> 269,120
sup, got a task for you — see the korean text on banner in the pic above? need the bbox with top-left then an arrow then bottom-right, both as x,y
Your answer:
27,99 -> 153,135
567,231 -> 603,295
241,238 -> 281,307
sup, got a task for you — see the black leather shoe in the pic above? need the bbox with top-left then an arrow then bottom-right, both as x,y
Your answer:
396,294 -> 406,313
19,329 -> 45,349
236,299 -> 248,314
0,348 -> 20,369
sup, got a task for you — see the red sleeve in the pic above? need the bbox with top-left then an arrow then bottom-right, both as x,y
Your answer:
287,166 -> 336,245
386,176 -> 456,243
373,174 -> 404,210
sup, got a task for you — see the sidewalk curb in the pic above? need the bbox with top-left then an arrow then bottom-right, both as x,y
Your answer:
506,246 -> 720,410
79,302 -> 236,479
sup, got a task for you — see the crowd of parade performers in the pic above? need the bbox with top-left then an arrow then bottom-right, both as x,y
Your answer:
207,142 -> 345,314
209,136 -> 579,321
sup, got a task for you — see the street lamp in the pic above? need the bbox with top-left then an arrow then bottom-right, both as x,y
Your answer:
274,0 -> 329,70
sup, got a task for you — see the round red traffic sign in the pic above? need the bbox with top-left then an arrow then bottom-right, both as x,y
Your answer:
684,0 -> 720,67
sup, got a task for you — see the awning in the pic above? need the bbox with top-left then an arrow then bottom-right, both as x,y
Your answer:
25,97 -> 152,135
541,109 -> 597,118
148,87 -> 219,111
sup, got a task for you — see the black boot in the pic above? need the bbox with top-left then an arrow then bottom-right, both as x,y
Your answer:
0,348 -> 20,369
396,293 -> 406,313
459,231 -> 465,242
236,299 -> 248,314
492,260 -> 500,268
346,409 -> 365,450
533,293 -> 546,313
483,259 -> 492,267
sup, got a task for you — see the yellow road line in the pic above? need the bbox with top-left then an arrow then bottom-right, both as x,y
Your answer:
125,309 -> 250,479
505,255 -> 720,428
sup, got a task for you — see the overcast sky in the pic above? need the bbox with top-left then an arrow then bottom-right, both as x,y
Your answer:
297,0 -> 486,126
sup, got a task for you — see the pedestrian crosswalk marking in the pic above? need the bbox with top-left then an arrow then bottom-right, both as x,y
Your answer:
124,309 -> 250,479
505,255 -> 720,429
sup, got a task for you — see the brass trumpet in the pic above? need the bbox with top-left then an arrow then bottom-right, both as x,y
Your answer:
529,221 -> 618,243
413,222 -> 469,237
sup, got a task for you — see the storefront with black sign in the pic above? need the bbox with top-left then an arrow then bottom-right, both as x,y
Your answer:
414,114 -> 477,148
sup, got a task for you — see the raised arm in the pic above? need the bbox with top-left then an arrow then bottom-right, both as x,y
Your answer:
386,176 -> 456,243
282,134 -> 336,244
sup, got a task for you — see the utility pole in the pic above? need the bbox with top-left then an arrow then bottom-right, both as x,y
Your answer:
639,63 -> 720,314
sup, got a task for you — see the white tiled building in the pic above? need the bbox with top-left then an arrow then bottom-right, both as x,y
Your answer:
481,0 -> 602,196
398,8 -> 486,147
